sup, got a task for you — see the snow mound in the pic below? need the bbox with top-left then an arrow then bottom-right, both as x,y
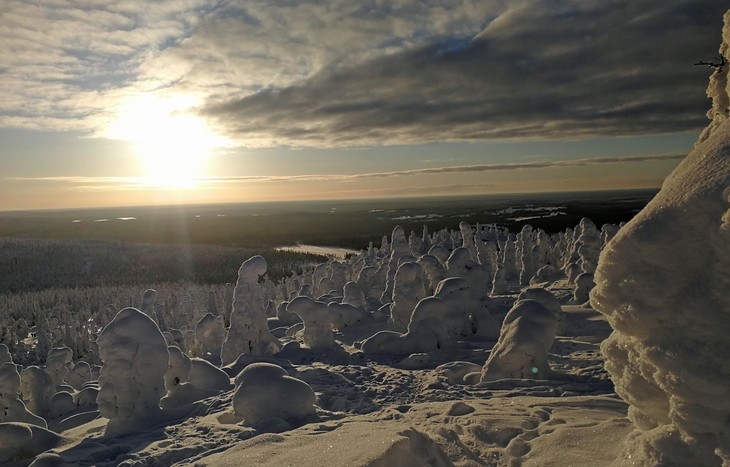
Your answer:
0,363 -> 48,427
0,422 -> 66,463
591,11 -> 730,465
232,363 -> 317,427
96,307 -> 169,436
481,299 -> 557,381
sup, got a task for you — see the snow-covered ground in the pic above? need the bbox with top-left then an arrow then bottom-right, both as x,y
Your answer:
0,9 -> 728,467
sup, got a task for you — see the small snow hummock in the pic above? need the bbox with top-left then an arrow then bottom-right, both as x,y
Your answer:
232,363 -> 317,428
591,12 -> 730,466
96,307 -> 169,436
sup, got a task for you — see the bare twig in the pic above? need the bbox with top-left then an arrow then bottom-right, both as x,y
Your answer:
695,55 -> 726,73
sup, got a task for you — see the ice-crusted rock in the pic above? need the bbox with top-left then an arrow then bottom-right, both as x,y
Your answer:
221,256 -> 282,365
96,307 -> 169,436
232,363 -> 317,427
591,13 -> 730,466
480,299 -> 557,382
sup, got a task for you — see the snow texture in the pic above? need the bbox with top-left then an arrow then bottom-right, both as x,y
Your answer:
194,312 -> 225,359
0,422 -> 65,463
232,363 -> 317,427
44,347 -> 73,388
19,366 -> 55,419
389,261 -> 427,333
96,307 -> 169,436
481,299 -> 557,382
287,296 -> 336,348
591,13 -> 730,465
221,256 -> 282,365
0,362 -> 47,427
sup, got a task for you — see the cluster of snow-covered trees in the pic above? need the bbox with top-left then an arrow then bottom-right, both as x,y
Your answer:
0,215 -> 620,440
0,217 -> 617,368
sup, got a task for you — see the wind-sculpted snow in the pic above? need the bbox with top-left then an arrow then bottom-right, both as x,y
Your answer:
232,363 -> 317,427
0,363 -> 48,427
481,300 -> 557,381
221,256 -> 281,365
591,12 -> 730,465
96,307 -> 169,436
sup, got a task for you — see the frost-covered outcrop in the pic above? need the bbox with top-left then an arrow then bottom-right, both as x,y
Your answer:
96,307 -> 169,436
591,13 -> 730,466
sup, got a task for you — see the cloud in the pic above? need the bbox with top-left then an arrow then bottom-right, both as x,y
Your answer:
0,0 -> 724,148
200,0 -> 725,146
6,153 -> 683,189
0,0 -> 214,132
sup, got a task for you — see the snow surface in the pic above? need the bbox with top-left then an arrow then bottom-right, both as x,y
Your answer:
591,13 -> 730,464
0,11 -> 727,466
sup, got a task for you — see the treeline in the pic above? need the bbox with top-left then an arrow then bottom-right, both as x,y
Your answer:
0,238 -> 327,295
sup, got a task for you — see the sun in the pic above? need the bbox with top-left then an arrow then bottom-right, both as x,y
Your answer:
105,94 -> 229,188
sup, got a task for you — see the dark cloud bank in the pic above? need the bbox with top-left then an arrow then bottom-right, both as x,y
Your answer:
202,0 -> 726,147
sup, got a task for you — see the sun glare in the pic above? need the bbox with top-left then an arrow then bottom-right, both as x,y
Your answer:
106,94 -> 229,188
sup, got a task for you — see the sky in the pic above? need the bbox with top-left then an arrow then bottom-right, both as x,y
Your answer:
0,0 -> 726,211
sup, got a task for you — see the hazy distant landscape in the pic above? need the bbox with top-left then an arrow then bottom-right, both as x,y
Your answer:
0,189 -> 655,249
0,188 -> 655,297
